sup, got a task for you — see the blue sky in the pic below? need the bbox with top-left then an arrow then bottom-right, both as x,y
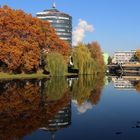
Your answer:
1,0 -> 140,55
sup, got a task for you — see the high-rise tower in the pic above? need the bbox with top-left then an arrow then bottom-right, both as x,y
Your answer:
36,2 -> 72,47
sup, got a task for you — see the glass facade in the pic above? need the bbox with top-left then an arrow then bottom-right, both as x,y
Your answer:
36,6 -> 72,47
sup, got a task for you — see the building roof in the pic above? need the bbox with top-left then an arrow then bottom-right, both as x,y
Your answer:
36,7 -> 71,18
114,50 -> 136,53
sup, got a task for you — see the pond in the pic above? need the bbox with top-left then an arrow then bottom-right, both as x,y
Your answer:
0,75 -> 140,140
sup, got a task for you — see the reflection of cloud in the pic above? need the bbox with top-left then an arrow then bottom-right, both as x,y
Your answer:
73,19 -> 94,46
72,100 -> 93,114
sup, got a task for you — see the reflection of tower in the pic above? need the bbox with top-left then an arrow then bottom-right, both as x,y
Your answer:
51,132 -> 55,140
40,101 -> 71,139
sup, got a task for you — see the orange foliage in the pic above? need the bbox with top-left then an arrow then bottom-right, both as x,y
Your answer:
87,42 -> 105,71
135,50 -> 140,60
0,5 -> 69,73
135,82 -> 140,92
0,79 -> 71,140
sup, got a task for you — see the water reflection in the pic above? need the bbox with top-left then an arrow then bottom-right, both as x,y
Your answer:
69,75 -> 105,114
0,75 -> 106,140
0,78 -> 71,140
1,75 -> 140,139
110,76 -> 140,92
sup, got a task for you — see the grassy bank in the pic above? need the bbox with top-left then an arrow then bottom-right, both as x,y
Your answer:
0,73 -> 50,80
0,72 -> 79,80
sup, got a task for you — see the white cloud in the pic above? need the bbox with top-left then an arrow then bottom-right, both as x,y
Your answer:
72,19 -> 95,46
72,100 -> 93,114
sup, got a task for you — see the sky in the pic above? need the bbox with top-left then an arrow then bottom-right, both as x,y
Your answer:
0,0 -> 140,55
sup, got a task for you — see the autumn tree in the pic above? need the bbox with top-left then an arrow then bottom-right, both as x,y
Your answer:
135,50 -> 140,60
0,5 -> 69,73
87,42 -> 105,72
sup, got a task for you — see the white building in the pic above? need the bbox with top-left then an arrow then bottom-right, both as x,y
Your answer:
112,50 -> 136,64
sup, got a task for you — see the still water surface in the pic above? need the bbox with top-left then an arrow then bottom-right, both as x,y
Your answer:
0,75 -> 140,140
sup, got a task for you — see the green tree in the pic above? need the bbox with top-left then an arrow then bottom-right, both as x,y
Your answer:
108,56 -> 112,64
72,43 -> 96,74
45,52 -> 67,76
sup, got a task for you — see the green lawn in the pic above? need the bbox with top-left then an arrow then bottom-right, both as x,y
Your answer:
0,73 -> 49,80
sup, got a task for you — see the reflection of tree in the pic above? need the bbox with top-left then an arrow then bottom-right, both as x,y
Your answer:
71,74 -> 105,106
89,74 -> 105,105
135,81 -> 140,92
0,79 -> 70,140
43,77 -> 68,101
